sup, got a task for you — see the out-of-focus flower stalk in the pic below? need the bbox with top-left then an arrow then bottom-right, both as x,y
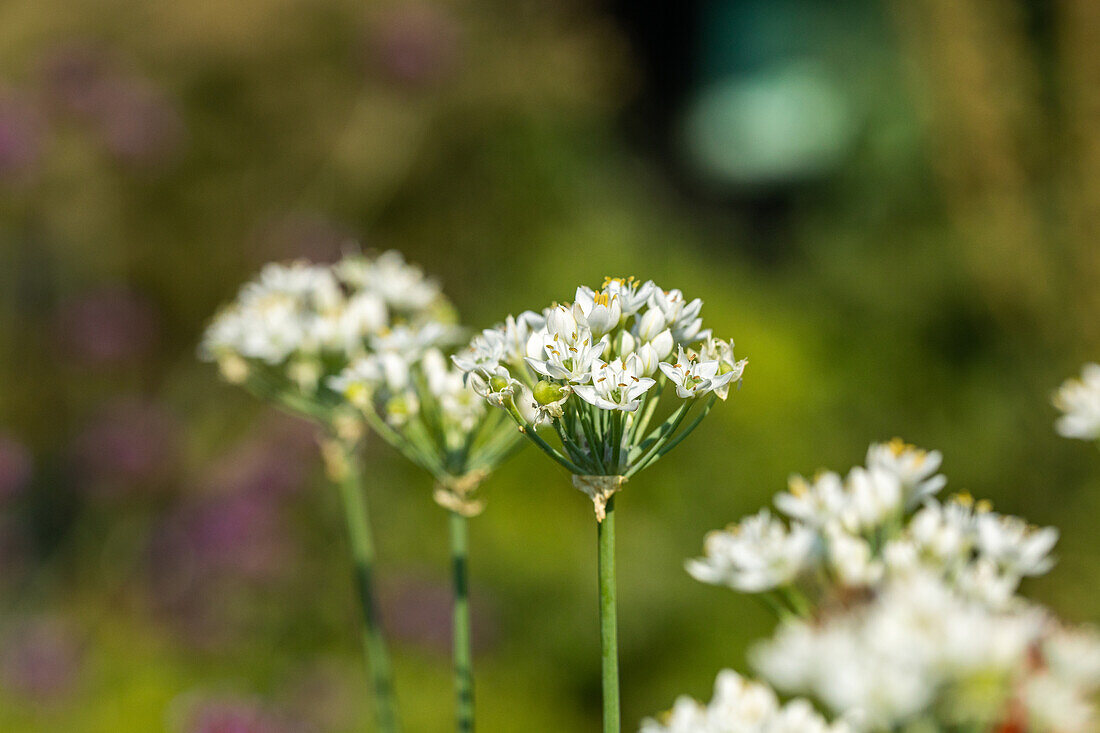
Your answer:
321,433 -> 400,733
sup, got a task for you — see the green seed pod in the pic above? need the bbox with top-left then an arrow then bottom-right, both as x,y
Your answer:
533,380 -> 564,405
490,375 -> 510,392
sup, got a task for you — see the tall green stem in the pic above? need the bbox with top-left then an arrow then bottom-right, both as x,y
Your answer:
334,441 -> 400,733
450,510 -> 475,732
598,495 -> 620,733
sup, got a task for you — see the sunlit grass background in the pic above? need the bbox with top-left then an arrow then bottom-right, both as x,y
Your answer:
1,0 -> 1098,730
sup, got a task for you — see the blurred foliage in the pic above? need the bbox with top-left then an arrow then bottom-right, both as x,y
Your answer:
0,0 -> 1098,730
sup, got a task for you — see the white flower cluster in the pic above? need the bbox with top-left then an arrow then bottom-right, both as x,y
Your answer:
752,571 -> 1049,729
687,439 -> 1058,607
1055,363 -> 1100,441
201,251 -> 452,404
673,439 -> 1099,733
754,571 -> 1100,732
452,277 -> 745,484
639,670 -> 850,733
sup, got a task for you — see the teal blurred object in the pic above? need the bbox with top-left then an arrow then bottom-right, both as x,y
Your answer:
680,62 -> 856,186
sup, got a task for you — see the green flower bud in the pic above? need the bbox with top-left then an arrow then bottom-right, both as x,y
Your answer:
386,395 -> 411,417
533,380 -> 564,405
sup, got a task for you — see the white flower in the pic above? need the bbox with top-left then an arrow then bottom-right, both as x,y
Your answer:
573,355 -> 656,412
603,277 -> 655,317
975,512 -> 1058,577
697,337 -> 748,400
825,526 -> 883,587
774,472 -> 847,527
1044,626 -> 1100,690
952,556 -> 1020,609
525,319 -> 607,384
837,466 -> 902,534
573,285 -> 623,337
336,250 -> 441,312
865,439 -> 946,507
907,496 -> 980,567
451,327 -> 507,375
372,322 -> 456,360
421,348 -> 485,434
1054,363 -> 1100,440
659,347 -> 738,399
1024,671 -> 1098,733
649,288 -> 707,343
687,510 -> 815,592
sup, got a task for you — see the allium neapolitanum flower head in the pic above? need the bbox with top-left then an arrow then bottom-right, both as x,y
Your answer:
1054,363 -> 1100,441
672,439 -> 1098,732
687,439 -> 1058,611
200,250 -> 455,426
451,277 -> 745,518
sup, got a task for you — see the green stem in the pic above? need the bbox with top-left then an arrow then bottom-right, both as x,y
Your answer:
335,442 -> 401,733
598,496 -> 620,733
450,511 -> 475,733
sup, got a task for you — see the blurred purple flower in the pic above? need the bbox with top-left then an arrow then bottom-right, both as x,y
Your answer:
182,697 -> 307,733
380,574 -> 499,655
55,289 -> 159,365
39,43 -> 184,167
92,78 -> 184,167
251,214 -> 356,265
148,419 -> 314,645
0,432 -> 32,500
71,399 -> 180,491
205,415 -> 317,500
0,619 -> 82,702
368,4 -> 461,87
40,44 -> 114,117
0,92 -> 44,183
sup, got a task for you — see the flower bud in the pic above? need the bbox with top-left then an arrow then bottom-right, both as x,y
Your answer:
533,380 -> 564,405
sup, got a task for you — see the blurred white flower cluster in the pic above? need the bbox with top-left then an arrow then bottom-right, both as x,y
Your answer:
655,440 -> 1100,733
201,251 -> 454,416
1055,363 -> 1100,441
640,670 -> 851,733
452,277 -> 745,515
203,250 -> 520,510
751,572 -> 1098,731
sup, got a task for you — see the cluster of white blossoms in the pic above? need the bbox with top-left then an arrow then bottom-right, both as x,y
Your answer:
204,250 -> 520,511
687,439 -> 1058,609
1054,363 -> 1100,441
452,277 -> 745,516
201,251 -> 454,413
668,440 -> 1100,733
640,670 -> 851,733
752,571 -> 1100,732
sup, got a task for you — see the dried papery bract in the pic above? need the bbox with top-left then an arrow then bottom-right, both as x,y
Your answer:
201,249 -> 453,733
454,276 -> 745,732
650,440 -> 1100,733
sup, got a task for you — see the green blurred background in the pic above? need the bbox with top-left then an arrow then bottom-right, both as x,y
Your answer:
1,0 -> 1099,730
